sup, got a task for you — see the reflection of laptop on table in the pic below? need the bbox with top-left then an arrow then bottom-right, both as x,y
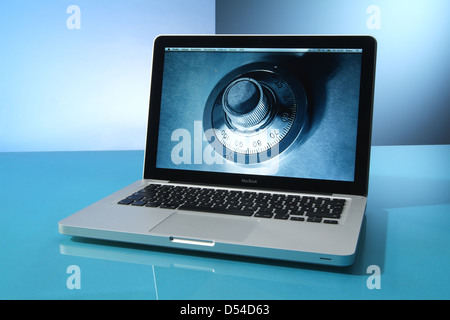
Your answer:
59,35 -> 377,266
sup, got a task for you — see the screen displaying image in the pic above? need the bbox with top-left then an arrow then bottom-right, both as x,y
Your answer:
156,47 -> 362,182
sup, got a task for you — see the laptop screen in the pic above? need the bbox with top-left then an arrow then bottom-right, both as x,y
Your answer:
155,45 -> 363,183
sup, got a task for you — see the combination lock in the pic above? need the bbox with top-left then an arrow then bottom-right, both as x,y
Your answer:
203,62 -> 308,164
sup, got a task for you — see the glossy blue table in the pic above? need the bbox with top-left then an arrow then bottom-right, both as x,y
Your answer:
1,145 -> 449,300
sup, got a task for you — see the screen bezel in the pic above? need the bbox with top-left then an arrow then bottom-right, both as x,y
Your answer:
144,35 -> 376,196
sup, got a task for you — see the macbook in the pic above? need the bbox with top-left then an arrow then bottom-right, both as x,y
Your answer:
59,35 -> 377,266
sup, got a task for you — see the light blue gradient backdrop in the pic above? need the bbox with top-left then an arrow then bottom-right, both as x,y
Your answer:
0,1 -> 215,152
2,1 -> 449,151
216,0 -> 450,146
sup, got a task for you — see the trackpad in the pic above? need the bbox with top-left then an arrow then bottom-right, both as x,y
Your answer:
149,212 -> 257,242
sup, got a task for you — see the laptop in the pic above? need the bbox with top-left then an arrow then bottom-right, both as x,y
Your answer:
59,35 -> 376,267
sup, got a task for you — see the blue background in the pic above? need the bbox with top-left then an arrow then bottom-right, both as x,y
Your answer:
216,0 -> 450,146
0,0 -> 214,152
1,0 -> 449,150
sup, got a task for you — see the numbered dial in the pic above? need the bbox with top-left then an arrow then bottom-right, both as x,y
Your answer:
203,64 -> 308,164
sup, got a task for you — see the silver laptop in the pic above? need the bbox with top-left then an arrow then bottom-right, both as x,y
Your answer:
59,35 -> 377,266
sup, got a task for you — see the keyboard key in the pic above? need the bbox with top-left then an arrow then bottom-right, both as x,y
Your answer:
307,217 -> 322,223
290,209 -> 305,216
178,204 -> 254,217
255,208 -> 273,217
127,195 -> 143,200
254,212 -> 273,218
131,200 -> 147,206
118,199 -> 134,205
274,214 -> 289,220
290,216 -> 305,222
323,220 -> 338,224
145,201 -> 161,207
159,203 -> 178,209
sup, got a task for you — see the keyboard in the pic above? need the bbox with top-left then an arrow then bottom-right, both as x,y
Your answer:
118,184 -> 346,224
